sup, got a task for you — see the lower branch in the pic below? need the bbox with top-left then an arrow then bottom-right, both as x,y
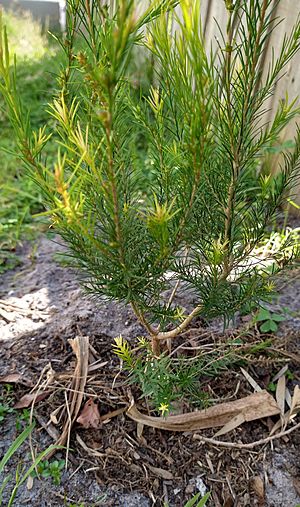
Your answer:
155,304 -> 203,341
130,301 -> 203,354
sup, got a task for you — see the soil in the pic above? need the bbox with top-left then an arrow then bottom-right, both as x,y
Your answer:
0,234 -> 300,507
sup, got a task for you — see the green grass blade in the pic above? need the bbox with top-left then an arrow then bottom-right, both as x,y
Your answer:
0,423 -> 35,474
184,492 -> 210,507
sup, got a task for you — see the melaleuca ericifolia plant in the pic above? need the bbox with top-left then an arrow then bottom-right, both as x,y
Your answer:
1,0 -> 300,412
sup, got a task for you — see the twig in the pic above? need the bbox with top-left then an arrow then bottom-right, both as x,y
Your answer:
64,390 -> 72,469
193,420 -> 300,449
29,364 -> 54,471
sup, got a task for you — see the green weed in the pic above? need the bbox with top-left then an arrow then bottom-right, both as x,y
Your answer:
0,385 -> 14,423
31,459 -> 65,486
255,307 -> 286,333
164,492 -> 210,507
114,336 -> 245,414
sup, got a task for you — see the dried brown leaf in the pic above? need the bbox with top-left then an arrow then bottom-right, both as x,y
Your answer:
76,398 -> 101,429
14,391 -> 51,409
290,385 -> 300,417
276,375 -> 286,416
0,373 -> 21,383
272,365 -> 289,383
127,391 -> 280,432
214,412 -> 245,437
285,388 -> 292,409
240,367 -> 262,392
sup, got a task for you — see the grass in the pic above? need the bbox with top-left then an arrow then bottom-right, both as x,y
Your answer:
0,9 -> 64,273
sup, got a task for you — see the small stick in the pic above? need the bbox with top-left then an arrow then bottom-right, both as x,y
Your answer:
193,420 -> 300,449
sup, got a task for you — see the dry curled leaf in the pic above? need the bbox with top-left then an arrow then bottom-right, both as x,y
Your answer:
276,375 -> 286,416
14,391 -> 51,409
0,373 -> 21,384
290,385 -> 300,417
76,399 -> 101,429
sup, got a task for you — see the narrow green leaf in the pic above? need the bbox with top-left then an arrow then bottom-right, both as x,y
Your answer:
0,423 -> 35,474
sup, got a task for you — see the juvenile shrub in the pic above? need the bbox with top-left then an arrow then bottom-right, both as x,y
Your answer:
1,0 -> 300,354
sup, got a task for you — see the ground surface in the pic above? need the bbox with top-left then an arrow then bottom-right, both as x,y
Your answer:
0,235 -> 300,506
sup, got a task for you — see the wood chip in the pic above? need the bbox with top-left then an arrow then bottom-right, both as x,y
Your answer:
147,465 -> 173,480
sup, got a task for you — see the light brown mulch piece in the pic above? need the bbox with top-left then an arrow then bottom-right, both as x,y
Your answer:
100,406 -> 127,422
127,390 -> 280,432
251,476 -> 265,506
146,465 -> 173,480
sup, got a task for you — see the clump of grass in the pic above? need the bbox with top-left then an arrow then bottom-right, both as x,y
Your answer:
2,9 -> 50,61
0,10 -> 62,272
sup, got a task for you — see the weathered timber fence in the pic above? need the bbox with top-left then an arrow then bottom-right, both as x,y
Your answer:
0,0 -> 66,30
142,0 -> 300,207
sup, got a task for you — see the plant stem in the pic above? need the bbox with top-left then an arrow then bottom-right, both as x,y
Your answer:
155,304 -> 203,341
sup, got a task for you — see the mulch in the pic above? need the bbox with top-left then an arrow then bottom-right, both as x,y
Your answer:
0,235 -> 300,506
1,319 -> 300,506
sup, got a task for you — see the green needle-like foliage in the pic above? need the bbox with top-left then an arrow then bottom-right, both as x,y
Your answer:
1,0 -> 300,353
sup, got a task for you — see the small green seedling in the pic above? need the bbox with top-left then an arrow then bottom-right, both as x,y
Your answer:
15,409 -> 31,432
165,492 -> 210,507
0,403 -> 13,423
31,459 -> 65,486
255,307 -> 286,333
0,385 -> 14,423
184,493 -> 210,507
267,381 -> 277,393
268,368 -> 294,392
